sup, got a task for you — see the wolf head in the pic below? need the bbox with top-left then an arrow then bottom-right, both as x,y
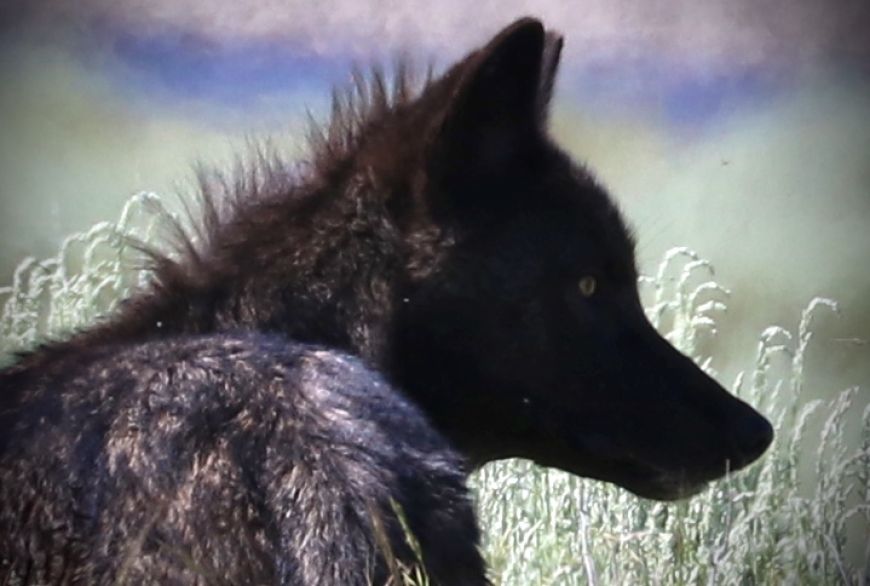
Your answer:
388,18 -> 773,500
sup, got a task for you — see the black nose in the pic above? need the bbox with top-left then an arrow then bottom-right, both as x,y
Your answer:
732,412 -> 774,469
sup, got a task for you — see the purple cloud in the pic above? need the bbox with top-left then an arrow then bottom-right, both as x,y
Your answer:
4,0 -> 868,74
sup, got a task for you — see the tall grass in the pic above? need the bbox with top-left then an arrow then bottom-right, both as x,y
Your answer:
0,192 -> 169,364
1,193 -> 867,585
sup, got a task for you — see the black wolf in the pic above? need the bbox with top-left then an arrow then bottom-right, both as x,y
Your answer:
0,18 -> 773,585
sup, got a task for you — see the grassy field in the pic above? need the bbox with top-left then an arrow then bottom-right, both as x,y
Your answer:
1,193 -> 867,585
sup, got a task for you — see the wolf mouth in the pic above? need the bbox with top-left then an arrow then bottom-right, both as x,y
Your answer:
591,457 -> 711,501
549,430 -> 720,500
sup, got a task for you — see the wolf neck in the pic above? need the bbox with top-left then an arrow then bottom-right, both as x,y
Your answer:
95,171 -> 406,368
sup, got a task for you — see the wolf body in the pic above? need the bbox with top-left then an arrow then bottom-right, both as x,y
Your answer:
0,18 -> 773,585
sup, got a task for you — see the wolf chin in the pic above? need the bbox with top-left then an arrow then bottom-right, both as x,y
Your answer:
0,17 -> 773,585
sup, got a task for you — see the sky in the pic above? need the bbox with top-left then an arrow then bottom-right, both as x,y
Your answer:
3,0 -> 869,117
4,0 -> 869,66
0,0 -> 868,391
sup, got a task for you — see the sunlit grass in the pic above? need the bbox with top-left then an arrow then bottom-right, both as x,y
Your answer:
1,193 -> 867,585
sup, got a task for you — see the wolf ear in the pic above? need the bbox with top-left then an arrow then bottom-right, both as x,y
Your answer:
436,18 -> 563,175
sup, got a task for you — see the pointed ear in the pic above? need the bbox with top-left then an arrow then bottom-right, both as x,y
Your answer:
537,30 -> 564,123
437,18 -> 563,178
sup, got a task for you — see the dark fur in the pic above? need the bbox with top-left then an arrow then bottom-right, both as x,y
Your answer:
0,18 -> 774,585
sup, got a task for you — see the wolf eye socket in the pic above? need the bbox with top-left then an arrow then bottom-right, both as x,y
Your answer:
578,276 -> 597,297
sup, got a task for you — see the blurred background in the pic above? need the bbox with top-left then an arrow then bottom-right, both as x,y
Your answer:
0,0 -> 868,396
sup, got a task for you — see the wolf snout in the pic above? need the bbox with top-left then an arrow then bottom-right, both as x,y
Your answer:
729,410 -> 774,470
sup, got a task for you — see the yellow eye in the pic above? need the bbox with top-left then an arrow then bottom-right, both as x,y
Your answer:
578,275 -> 597,297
